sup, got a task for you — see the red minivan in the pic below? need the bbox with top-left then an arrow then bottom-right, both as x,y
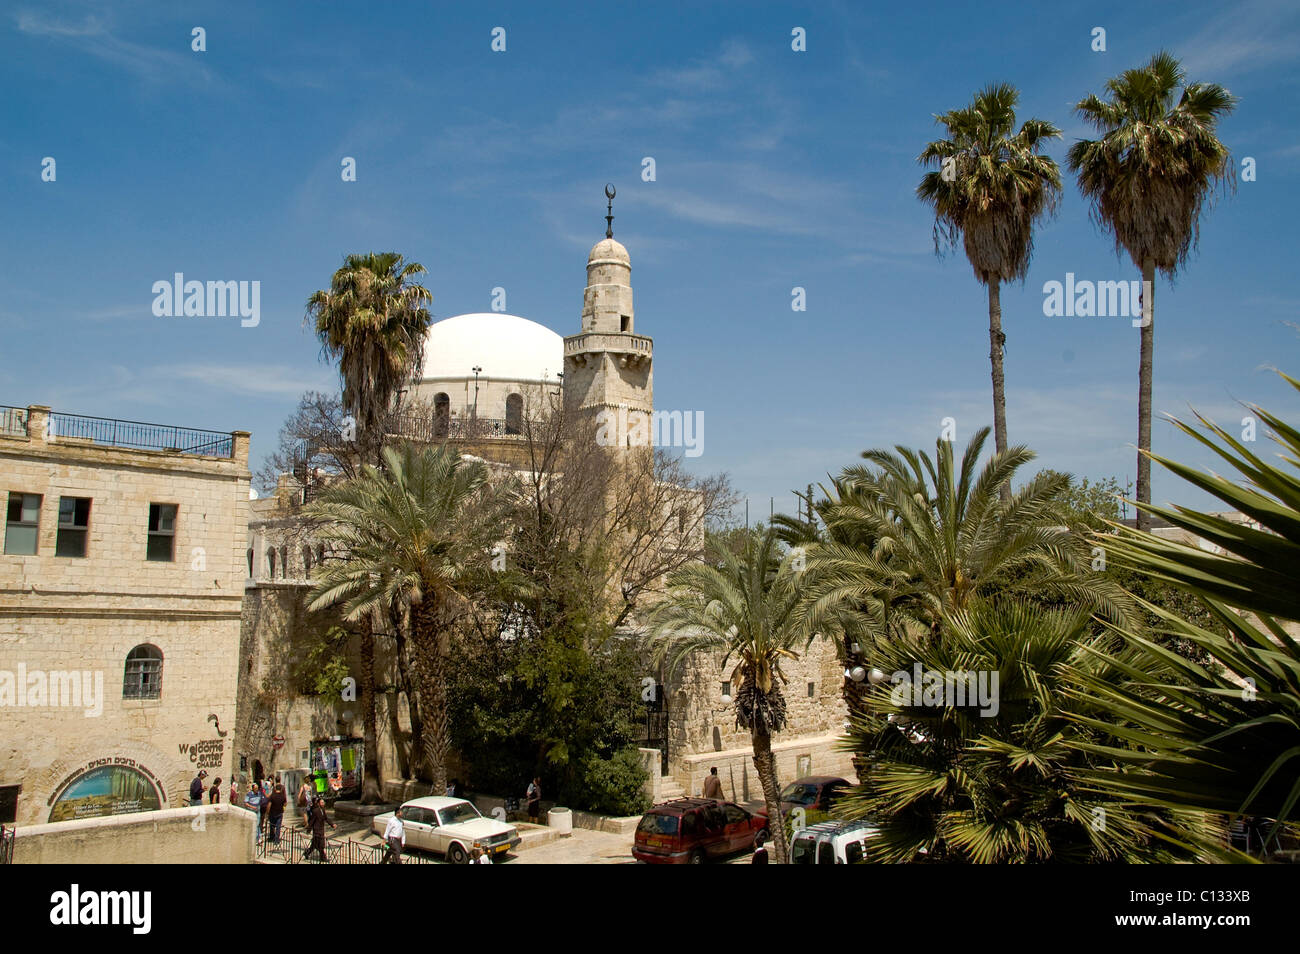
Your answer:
633,798 -> 768,864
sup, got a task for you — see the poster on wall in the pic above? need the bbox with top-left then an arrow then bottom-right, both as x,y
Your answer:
47,758 -> 165,823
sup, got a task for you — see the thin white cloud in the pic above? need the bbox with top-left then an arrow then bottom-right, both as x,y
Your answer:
15,9 -> 221,88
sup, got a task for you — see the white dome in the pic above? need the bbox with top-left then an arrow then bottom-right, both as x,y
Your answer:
421,313 -> 563,383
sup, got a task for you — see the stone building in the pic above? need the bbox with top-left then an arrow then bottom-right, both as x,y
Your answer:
236,218 -> 855,807
0,404 -> 250,826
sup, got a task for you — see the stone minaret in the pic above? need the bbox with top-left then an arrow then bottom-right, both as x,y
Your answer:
562,189 -> 653,444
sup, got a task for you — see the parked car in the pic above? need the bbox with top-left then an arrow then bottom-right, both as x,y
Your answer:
789,819 -> 878,864
779,776 -> 849,816
633,798 -> 768,864
371,796 -> 521,863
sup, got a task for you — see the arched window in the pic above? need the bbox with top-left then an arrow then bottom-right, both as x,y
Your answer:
302,546 -> 313,575
280,546 -> 288,578
123,644 -> 164,700
247,547 -> 254,576
505,393 -> 523,434
317,544 -> 326,565
267,549 -> 276,578
434,393 -> 450,437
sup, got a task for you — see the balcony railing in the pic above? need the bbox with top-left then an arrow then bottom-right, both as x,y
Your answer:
386,410 -> 524,443
45,412 -> 233,457
1,406 -> 28,437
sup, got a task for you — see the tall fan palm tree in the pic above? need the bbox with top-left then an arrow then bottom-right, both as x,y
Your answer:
306,251 -> 433,463
305,251 -> 432,797
306,443 -> 505,795
647,528 -> 803,863
1067,52 -> 1236,530
917,84 -> 1062,493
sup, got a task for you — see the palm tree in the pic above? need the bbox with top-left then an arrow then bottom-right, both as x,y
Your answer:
917,84 -> 1062,491
1067,52 -> 1236,529
305,443 -> 505,795
306,251 -> 433,463
647,528 -> 803,863
305,251 -> 432,798
1070,373 -> 1300,843
837,598 -> 1223,862
797,427 -> 1134,643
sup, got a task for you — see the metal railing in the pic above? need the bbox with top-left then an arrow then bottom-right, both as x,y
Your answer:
1,825 -> 13,864
45,412 -> 233,457
387,410 -> 524,443
256,824 -> 436,864
1,406 -> 28,437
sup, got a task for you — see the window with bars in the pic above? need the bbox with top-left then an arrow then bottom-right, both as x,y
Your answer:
4,491 -> 41,555
123,644 -> 164,700
56,496 -> 91,557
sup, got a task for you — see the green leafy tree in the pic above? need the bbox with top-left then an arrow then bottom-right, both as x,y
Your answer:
1067,52 -> 1236,528
918,84 -> 1062,488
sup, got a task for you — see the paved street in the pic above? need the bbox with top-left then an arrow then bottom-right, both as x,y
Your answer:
263,814 -> 759,864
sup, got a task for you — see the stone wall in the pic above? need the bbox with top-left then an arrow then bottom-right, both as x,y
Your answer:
0,406 -> 249,826
14,804 -> 255,864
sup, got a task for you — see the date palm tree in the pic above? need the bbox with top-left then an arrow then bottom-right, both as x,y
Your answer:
305,251 -> 432,797
917,84 -> 1062,495
1067,52 -> 1236,529
797,427 -> 1134,642
306,443 -> 506,796
647,528 -> 803,863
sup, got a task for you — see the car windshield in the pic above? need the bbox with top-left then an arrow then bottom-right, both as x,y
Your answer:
780,783 -> 818,805
638,813 -> 678,835
438,801 -> 482,826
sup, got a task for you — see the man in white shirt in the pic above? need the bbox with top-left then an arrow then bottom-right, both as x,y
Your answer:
382,807 -> 405,864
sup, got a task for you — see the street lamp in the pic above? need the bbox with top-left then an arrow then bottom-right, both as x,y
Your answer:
472,366 -> 482,423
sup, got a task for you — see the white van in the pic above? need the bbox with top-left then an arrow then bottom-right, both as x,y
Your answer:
789,819 -> 877,864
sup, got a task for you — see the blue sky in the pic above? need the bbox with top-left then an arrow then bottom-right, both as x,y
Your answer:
3,0 -> 1298,522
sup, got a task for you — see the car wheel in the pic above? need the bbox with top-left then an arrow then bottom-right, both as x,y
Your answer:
448,843 -> 468,865
689,849 -> 705,865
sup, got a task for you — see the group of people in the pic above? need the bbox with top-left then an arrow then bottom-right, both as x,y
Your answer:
188,770 -> 336,861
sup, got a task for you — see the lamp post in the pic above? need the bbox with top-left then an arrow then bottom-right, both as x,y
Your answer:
472,366 -> 482,424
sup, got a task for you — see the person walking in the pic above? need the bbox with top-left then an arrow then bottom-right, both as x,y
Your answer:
296,777 -> 313,828
188,770 -> 207,807
702,767 -> 723,800
302,796 -> 336,863
258,782 -> 270,842
228,777 -> 239,806
525,777 -> 542,824
268,783 -> 287,845
209,777 -> 222,805
381,807 -> 405,865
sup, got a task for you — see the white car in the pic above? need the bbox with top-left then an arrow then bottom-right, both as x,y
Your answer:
789,819 -> 879,864
372,796 -> 521,863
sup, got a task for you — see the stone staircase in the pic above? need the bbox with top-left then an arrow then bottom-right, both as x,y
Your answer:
657,778 -> 687,802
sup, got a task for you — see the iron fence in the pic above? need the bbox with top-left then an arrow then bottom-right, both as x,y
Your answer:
45,411 -> 233,457
256,824 -> 436,864
1,406 -> 28,437
387,410 -> 523,443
